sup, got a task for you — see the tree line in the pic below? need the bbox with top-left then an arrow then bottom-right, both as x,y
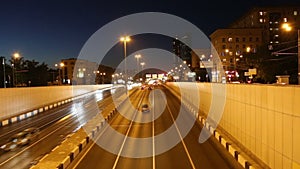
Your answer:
0,58 -> 56,87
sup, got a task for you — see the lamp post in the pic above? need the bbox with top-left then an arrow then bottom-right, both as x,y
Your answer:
120,36 -> 131,93
140,62 -> 145,82
12,52 -> 20,87
100,72 -> 106,84
55,62 -> 64,85
276,23 -> 300,84
298,29 -> 300,84
135,54 -> 141,81
1,56 -> 6,88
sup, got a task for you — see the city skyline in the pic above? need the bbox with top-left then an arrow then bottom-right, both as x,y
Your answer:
0,0 -> 299,68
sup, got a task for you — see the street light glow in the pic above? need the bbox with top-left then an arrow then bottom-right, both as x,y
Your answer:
13,52 -> 20,59
282,23 -> 292,32
135,54 -> 141,59
120,36 -> 131,42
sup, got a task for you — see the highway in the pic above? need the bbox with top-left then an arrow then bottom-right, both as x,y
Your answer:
70,85 -> 243,169
0,88 -> 117,169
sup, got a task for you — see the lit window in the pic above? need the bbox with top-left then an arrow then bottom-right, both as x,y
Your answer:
228,37 -> 233,42
275,41 -> 279,44
222,59 -> 226,62
275,34 -> 279,37
283,18 -> 288,22
229,52 -> 233,56
259,11 -> 263,16
246,47 -> 251,53
294,11 -> 298,16
270,28 -> 273,31
259,19 -> 263,23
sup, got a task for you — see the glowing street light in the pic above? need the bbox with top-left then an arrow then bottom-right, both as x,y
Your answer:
280,22 -> 300,84
282,23 -> 292,32
55,62 -> 64,85
0,56 -> 6,88
140,62 -> 145,81
135,54 -> 141,80
12,52 -> 20,87
120,36 -> 131,93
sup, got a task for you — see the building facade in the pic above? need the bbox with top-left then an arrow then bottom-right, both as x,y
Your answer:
60,58 -> 98,85
229,6 -> 300,47
210,28 -> 263,71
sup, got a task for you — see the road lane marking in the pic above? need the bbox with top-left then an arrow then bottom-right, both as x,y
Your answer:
152,91 -> 156,169
166,105 -> 196,169
112,92 -> 145,169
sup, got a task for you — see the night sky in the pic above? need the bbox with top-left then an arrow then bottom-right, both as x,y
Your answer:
0,0 -> 299,68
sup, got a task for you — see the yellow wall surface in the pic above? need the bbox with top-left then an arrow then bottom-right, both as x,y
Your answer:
172,82 -> 300,169
0,85 -> 111,120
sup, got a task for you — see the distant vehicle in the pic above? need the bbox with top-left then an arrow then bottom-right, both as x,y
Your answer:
141,84 -> 147,90
0,127 -> 40,151
141,104 -> 150,113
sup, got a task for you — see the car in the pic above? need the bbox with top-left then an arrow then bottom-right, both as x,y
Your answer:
141,84 -> 147,90
141,104 -> 150,113
0,127 -> 40,151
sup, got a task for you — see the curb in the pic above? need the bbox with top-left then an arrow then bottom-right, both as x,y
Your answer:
30,88 -> 130,169
165,84 -> 255,169
54,99 -> 125,169
183,100 -> 255,169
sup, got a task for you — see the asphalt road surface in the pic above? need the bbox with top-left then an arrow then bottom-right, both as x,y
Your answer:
70,85 -> 242,169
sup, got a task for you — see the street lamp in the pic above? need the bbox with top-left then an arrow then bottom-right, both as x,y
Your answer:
12,52 -> 20,87
140,62 -> 145,81
1,56 -> 6,88
100,72 -> 106,84
55,62 -> 64,85
135,54 -> 141,81
277,22 -> 300,84
120,36 -> 131,93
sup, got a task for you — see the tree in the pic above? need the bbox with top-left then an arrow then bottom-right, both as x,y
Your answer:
23,60 -> 49,86
241,44 -> 297,84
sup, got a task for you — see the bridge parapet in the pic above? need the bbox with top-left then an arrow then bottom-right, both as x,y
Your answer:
168,82 -> 300,169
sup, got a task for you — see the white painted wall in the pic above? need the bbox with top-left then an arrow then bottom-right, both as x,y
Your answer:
169,82 -> 300,169
0,85 -> 111,120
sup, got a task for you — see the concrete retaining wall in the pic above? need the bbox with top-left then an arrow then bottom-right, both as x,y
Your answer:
0,85 -> 112,121
173,82 -> 300,169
